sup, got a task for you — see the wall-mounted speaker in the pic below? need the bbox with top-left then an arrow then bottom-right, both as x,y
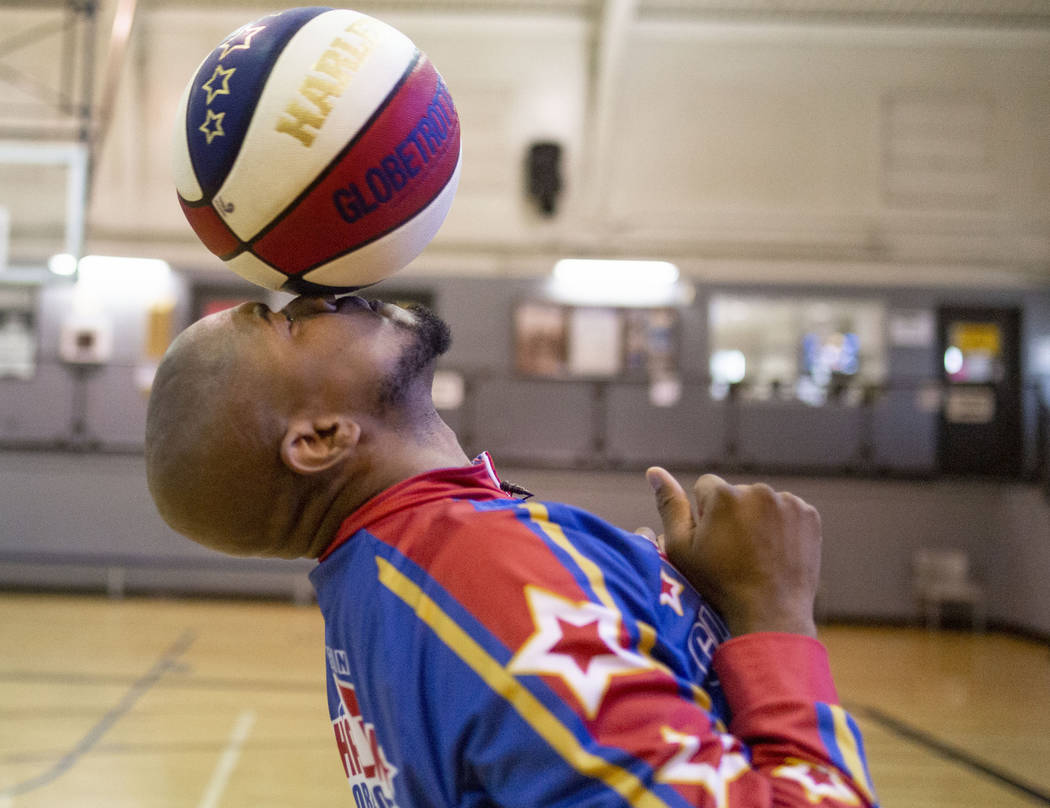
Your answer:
526,141 -> 562,216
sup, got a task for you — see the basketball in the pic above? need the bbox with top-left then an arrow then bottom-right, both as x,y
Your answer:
172,7 -> 461,294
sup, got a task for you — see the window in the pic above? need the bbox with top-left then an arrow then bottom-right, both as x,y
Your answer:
708,294 -> 887,405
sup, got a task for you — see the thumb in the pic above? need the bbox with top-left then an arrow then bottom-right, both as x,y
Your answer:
645,467 -> 694,545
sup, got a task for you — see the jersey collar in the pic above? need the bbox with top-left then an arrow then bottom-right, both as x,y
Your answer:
318,453 -> 508,561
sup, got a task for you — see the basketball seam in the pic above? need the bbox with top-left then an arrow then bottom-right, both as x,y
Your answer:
178,195 -> 213,210
224,49 -> 426,265
188,7 -> 331,208
295,148 -> 459,278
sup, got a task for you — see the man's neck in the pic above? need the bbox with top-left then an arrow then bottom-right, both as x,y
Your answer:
296,414 -> 469,559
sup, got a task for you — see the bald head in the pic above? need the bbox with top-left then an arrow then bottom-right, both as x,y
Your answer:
145,314 -> 292,555
145,296 -> 466,559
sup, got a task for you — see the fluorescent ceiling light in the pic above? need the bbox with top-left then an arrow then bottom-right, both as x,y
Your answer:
549,259 -> 687,307
76,255 -> 174,299
553,258 -> 679,286
49,253 -> 173,282
77,254 -> 170,278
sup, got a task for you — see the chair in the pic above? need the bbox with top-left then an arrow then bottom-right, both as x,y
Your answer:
912,548 -> 988,631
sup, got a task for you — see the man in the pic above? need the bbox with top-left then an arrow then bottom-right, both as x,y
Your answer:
145,294 -> 878,808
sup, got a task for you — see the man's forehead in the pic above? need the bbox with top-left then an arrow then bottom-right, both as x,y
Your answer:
162,308 -> 243,372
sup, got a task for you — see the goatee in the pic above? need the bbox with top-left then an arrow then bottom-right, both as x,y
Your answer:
377,304 -> 452,410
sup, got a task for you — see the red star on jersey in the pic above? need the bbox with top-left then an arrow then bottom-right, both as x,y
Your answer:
656,729 -> 749,807
660,569 -> 685,616
509,586 -> 654,718
550,616 -> 604,673
773,758 -> 861,805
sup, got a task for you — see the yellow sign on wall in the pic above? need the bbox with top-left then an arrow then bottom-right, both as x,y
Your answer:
949,322 -> 1001,356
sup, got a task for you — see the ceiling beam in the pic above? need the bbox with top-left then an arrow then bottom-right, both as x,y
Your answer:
585,0 -> 637,232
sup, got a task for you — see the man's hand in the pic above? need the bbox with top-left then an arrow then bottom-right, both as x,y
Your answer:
646,467 -> 821,638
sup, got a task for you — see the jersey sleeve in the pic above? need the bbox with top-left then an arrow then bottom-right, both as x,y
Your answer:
711,633 -> 880,806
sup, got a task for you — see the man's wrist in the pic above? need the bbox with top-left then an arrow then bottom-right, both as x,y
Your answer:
722,603 -> 818,638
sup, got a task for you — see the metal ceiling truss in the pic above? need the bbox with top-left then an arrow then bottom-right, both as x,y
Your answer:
639,0 -> 1050,28
0,0 -> 97,142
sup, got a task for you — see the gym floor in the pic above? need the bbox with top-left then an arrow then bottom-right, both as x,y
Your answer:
0,593 -> 1047,807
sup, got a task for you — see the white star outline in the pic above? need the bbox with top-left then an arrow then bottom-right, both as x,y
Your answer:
659,568 -> 685,616
656,728 -> 749,808
217,24 -> 266,60
508,586 -> 654,718
200,64 -> 236,105
772,758 -> 861,805
198,108 -> 226,144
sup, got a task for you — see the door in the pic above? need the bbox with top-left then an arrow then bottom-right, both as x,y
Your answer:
938,306 -> 1022,476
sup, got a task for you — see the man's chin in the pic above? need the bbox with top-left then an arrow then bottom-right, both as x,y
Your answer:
375,300 -> 422,329
404,303 -> 452,360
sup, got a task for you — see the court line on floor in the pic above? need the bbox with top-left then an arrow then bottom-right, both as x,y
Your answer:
0,629 -> 197,799
0,670 -> 315,693
2,738 -> 325,766
197,709 -> 256,808
855,704 -> 1050,806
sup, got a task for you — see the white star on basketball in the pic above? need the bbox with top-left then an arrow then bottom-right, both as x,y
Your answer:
508,587 -> 653,718
201,65 -> 236,105
218,25 -> 265,60
198,109 -> 226,144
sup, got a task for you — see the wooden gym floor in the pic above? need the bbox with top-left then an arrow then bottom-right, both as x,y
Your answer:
1,593 -> 1048,808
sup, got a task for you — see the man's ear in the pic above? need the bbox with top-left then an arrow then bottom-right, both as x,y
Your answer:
280,415 -> 361,476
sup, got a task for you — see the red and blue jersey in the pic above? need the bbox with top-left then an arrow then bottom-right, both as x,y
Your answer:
310,455 -> 878,808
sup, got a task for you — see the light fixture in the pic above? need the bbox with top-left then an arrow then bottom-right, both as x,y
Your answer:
548,258 -> 689,307
710,349 -> 746,385
48,253 -> 79,276
554,258 -> 678,286
76,255 -> 173,296
48,253 -> 173,286
77,254 -> 170,279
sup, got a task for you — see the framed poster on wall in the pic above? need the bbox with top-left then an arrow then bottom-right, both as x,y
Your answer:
514,301 -> 568,377
513,301 -> 679,379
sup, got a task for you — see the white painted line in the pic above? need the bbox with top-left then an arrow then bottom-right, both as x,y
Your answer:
197,710 -> 256,808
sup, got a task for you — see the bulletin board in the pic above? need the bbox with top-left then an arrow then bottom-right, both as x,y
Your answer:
513,302 -> 678,379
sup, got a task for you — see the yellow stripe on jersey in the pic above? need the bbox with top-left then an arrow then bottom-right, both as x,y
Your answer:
521,502 -> 716,716
829,704 -> 877,804
374,555 -> 673,808
522,501 -> 619,612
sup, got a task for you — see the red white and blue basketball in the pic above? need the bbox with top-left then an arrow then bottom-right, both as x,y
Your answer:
172,7 -> 461,294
